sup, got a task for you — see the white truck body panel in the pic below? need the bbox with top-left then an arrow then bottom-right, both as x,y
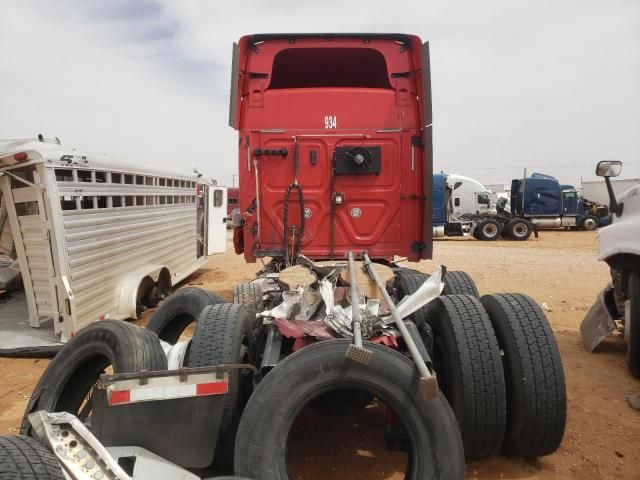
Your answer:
445,173 -> 496,216
0,139 -> 226,343
599,184 -> 640,261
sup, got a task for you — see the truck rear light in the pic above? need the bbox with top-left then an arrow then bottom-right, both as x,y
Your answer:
13,152 -> 28,162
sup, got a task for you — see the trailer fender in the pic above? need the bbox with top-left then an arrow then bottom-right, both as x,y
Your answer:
117,265 -> 169,319
580,286 -> 618,352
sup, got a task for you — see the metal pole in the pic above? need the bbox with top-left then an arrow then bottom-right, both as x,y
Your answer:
345,252 -> 373,364
362,253 -> 438,399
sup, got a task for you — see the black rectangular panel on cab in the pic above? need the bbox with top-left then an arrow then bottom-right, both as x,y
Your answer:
334,146 -> 382,175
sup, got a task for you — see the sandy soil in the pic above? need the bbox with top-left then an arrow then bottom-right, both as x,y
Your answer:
1,231 -> 639,479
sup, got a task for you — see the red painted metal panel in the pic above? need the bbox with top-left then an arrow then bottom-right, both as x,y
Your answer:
232,34 -> 430,262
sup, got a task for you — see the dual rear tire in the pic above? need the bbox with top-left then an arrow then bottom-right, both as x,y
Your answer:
424,293 -> 566,459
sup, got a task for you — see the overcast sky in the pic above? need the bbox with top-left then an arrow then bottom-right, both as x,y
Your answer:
1,0 -> 638,188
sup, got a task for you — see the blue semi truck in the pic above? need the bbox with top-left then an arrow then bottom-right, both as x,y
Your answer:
433,172 -> 610,241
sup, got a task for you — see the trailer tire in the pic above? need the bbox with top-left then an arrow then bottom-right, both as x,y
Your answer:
425,295 -> 506,459
187,303 -> 256,469
626,270 -> 640,377
475,219 -> 501,241
480,293 -> 567,457
442,271 -> 479,296
505,219 -> 533,241
146,287 -> 225,343
234,339 -> 464,480
0,435 -> 64,479
21,320 -> 166,436
232,282 -> 262,311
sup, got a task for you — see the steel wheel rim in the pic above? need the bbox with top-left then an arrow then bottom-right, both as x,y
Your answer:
513,222 -> 528,237
483,223 -> 498,237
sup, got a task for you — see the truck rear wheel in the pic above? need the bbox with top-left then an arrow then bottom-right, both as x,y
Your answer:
505,219 -> 532,241
626,270 -> 640,377
187,303 -> 256,469
234,339 -> 464,480
582,216 -> 598,231
232,282 -> 262,311
21,321 -> 166,436
0,435 -> 64,479
425,295 -> 506,459
442,271 -> 479,296
480,293 -> 566,457
475,219 -> 501,241
146,287 -> 225,343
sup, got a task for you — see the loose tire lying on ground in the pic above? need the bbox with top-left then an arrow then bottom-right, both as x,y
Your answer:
20,320 -> 167,436
234,339 -> 464,480
480,293 -> 567,457
425,295 -> 506,460
188,303 -> 256,469
146,287 -> 225,343
0,435 -> 64,479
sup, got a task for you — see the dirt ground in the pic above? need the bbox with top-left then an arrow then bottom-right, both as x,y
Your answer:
1,231 -> 639,479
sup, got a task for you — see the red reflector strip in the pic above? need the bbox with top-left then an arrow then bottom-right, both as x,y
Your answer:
196,381 -> 228,396
107,380 -> 229,405
110,390 -> 131,405
13,152 -> 28,162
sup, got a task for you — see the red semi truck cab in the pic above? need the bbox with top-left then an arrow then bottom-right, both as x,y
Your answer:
229,33 -> 433,263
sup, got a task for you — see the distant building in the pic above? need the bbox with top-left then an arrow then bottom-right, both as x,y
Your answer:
484,183 -> 510,195
581,178 -> 640,205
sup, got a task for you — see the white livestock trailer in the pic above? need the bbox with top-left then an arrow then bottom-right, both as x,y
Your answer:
0,138 -> 227,353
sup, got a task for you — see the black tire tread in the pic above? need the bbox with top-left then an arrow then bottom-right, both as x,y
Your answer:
146,287 -> 225,343
232,283 -> 260,307
21,321 -> 166,435
188,303 -> 254,468
442,271 -> 479,296
426,295 -> 506,459
628,271 -> 640,377
480,293 -> 566,457
394,272 -> 430,327
0,435 -> 64,479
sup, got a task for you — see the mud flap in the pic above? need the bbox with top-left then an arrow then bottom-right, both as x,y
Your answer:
580,287 -> 617,352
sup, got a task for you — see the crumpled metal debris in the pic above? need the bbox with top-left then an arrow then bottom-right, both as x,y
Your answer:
260,263 -> 446,341
394,266 -> 445,320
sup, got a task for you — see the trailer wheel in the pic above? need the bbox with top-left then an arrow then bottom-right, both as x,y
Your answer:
232,282 -> 262,311
146,287 -> 225,343
582,215 -> 598,231
480,293 -> 567,457
475,219 -> 501,241
626,270 -> 640,377
20,321 -> 166,436
0,435 -> 64,479
425,295 -> 506,459
505,219 -> 532,241
187,303 -> 256,469
234,339 -> 464,480
442,271 -> 479,296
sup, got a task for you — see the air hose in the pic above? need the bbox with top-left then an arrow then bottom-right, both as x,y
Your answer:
283,139 -> 305,266
283,182 -> 305,266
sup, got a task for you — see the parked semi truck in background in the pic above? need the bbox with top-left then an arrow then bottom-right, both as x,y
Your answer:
510,173 -> 610,231
433,171 -> 611,241
433,172 -> 535,241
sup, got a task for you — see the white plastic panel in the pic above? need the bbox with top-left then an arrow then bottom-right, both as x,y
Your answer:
207,186 -> 227,255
